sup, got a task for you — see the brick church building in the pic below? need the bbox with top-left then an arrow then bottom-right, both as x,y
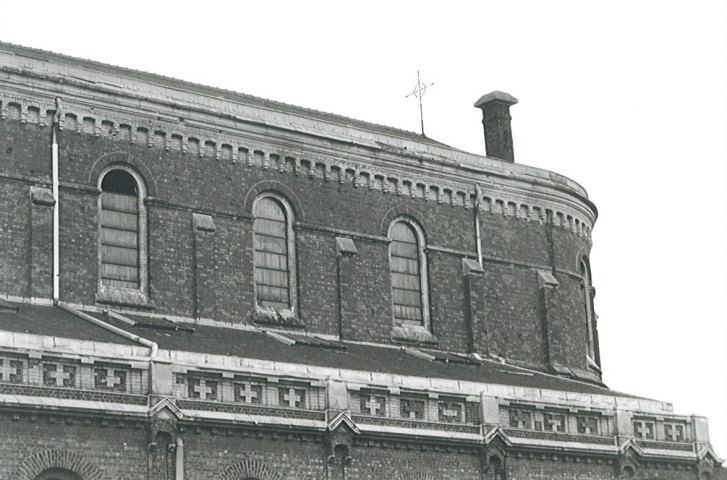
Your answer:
0,42 -> 722,479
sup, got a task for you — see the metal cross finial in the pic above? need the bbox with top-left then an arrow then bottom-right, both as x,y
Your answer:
406,71 -> 435,136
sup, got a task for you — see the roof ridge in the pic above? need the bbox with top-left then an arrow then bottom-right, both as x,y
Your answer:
0,41 -> 452,148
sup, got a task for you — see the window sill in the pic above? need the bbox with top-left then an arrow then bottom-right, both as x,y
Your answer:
391,325 -> 438,346
251,308 -> 305,329
95,287 -> 154,310
586,355 -> 602,373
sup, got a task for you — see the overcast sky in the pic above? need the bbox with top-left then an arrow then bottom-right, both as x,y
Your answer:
2,1 -> 725,457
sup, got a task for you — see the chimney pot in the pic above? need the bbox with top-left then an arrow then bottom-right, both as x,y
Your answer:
474,91 -> 518,162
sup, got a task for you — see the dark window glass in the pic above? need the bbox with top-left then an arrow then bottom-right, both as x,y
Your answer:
390,222 -> 423,325
100,170 -> 139,289
254,197 -> 289,309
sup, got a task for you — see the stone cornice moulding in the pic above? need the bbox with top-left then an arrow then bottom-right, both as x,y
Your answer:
159,348 -> 672,415
0,76 -> 596,240
0,316 -> 669,415
0,52 -> 588,198
0,330 -> 153,361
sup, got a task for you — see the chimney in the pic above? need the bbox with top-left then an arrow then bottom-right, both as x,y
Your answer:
474,91 -> 518,162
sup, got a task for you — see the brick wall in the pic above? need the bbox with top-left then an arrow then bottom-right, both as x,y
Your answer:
0,416 -> 147,480
0,110 -> 595,375
0,413 -> 709,480
348,444 -> 481,479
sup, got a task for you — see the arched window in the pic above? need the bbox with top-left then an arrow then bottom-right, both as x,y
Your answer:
97,167 -> 148,301
579,257 -> 597,362
253,194 -> 296,311
389,219 -> 429,328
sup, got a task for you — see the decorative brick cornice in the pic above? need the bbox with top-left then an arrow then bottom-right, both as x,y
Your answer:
0,89 -> 595,244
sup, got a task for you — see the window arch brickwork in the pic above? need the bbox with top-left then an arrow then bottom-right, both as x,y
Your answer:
216,460 -> 283,480
88,152 -> 157,197
242,180 -> 304,222
11,449 -> 102,480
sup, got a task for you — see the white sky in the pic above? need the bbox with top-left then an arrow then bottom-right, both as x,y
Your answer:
2,1 -> 725,457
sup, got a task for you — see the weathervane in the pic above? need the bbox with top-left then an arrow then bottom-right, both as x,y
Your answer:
406,71 -> 435,136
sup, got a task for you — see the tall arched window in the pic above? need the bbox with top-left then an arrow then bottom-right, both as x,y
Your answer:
253,194 -> 296,311
389,219 -> 429,328
579,257 -> 596,362
99,168 -> 145,291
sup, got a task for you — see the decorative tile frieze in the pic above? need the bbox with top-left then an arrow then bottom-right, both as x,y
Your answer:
437,400 -> 463,423
508,408 -> 533,429
233,381 -> 264,405
278,385 -> 306,409
359,392 -> 387,417
504,405 -> 612,437
42,361 -> 77,388
632,416 -> 690,443
576,414 -> 600,435
633,419 -> 656,440
663,421 -> 686,442
93,365 -> 128,392
188,377 -> 219,401
543,412 -> 566,432
0,351 -> 146,395
0,356 -> 24,383
172,371 -> 324,410
351,388 -> 473,424
399,396 -> 426,420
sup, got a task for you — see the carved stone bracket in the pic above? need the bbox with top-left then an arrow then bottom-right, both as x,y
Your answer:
148,397 -> 183,451
482,427 -> 510,480
615,439 -> 642,478
326,412 -> 359,465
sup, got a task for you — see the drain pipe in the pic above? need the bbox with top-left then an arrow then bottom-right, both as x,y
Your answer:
474,183 -> 483,267
56,302 -> 158,358
175,437 -> 184,480
52,98 -> 62,302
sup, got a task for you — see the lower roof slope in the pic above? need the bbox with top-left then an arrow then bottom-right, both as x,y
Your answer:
0,300 -> 634,398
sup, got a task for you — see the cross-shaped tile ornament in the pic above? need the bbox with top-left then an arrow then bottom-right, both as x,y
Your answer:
634,421 -> 654,439
510,409 -> 531,429
192,379 -> 215,400
363,396 -> 384,416
282,388 -> 302,408
439,403 -> 461,422
97,368 -> 123,389
45,364 -> 72,386
236,383 -> 259,403
577,416 -> 598,435
545,414 -> 565,432
400,399 -> 424,420
664,423 -> 684,442
0,359 -> 21,382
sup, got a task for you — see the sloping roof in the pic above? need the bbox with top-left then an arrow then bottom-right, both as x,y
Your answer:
0,301 -> 634,398
0,301 -> 137,346
0,41 -> 451,149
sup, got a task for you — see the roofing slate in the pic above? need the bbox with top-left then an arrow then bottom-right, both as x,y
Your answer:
0,301 -> 632,398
